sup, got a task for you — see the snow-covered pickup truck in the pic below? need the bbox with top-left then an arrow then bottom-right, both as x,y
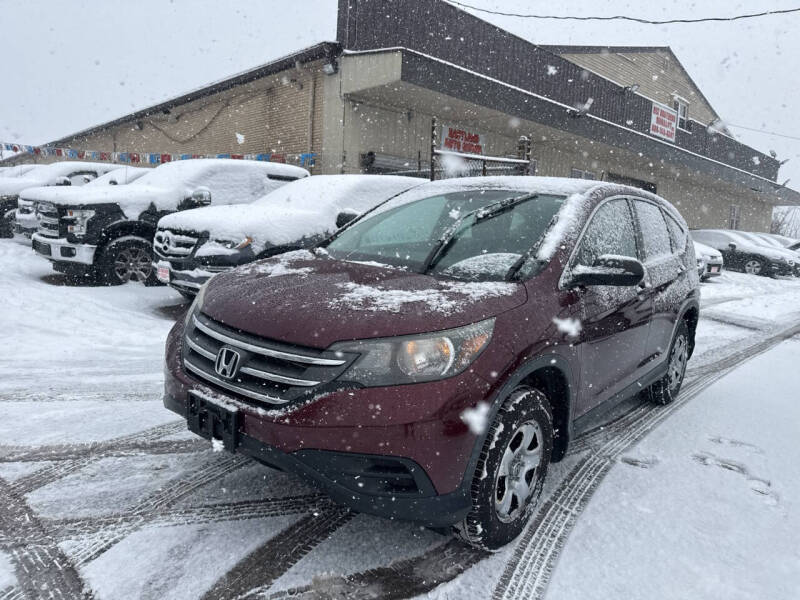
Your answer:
15,166 -> 150,238
1,161 -> 119,237
30,159 -> 309,284
153,175 -> 422,297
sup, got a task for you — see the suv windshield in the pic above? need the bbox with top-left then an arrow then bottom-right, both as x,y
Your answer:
325,190 -> 565,280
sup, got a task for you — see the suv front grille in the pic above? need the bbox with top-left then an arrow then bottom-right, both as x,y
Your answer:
183,312 -> 356,406
154,228 -> 200,259
36,203 -> 61,238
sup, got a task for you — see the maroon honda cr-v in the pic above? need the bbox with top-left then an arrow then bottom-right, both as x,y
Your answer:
163,176 -> 700,549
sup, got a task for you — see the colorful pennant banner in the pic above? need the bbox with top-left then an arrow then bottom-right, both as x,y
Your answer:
1,142 -> 318,167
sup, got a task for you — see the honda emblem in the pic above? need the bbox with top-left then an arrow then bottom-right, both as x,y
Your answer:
214,347 -> 241,379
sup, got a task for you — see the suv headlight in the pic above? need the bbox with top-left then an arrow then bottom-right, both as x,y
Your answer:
64,209 -> 95,236
183,280 -> 209,328
330,318 -> 495,386
217,236 -> 253,250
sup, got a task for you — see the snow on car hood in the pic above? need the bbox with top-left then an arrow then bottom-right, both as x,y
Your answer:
200,250 -> 527,347
21,184 -> 185,219
0,177 -> 44,196
692,241 -> 722,261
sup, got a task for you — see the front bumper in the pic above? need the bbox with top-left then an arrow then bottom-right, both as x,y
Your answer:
14,210 -> 37,237
700,259 -> 723,279
31,233 -> 96,265
162,319 -> 501,526
154,259 -> 231,296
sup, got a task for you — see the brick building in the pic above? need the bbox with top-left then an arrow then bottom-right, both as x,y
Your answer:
6,0 -> 798,230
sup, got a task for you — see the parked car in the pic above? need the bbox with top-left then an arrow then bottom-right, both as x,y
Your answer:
163,176 -> 700,549
692,240 -> 723,280
740,231 -> 800,275
30,159 -> 308,285
691,229 -> 796,276
0,161 -> 118,237
15,166 -> 151,237
153,175 -> 423,297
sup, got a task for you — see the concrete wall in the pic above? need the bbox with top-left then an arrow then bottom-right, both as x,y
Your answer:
47,61 -> 328,170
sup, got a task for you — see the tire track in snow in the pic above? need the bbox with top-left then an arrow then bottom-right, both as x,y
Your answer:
0,477 -> 91,600
202,507 -> 354,600
265,538 -> 488,600
491,319 -> 800,600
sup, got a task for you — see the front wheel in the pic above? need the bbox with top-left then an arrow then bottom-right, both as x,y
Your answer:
743,257 -> 764,276
97,237 -> 159,286
455,387 -> 553,550
644,320 -> 690,405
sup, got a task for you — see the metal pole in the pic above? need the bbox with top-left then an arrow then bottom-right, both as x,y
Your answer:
430,117 -> 437,181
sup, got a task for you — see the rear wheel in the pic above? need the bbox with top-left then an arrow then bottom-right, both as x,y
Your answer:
644,320 -> 690,405
744,258 -> 764,275
97,237 -> 158,286
455,387 -> 553,550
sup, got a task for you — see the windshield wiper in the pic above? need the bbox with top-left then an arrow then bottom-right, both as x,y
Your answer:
504,209 -> 559,281
421,193 -> 539,273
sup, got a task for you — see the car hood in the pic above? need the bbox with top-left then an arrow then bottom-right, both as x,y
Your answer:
200,251 -> 528,348
159,202 -> 342,250
692,241 -> 721,261
22,184 -> 185,219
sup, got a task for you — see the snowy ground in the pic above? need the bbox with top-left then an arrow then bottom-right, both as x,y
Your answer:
1,237 -> 799,600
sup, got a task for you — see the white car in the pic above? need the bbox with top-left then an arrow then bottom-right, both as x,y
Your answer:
154,174 -> 423,297
15,166 -> 151,238
1,161 -> 119,237
692,240 -> 724,280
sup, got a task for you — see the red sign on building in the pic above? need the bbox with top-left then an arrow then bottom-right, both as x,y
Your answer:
441,124 -> 485,155
649,104 -> 677,142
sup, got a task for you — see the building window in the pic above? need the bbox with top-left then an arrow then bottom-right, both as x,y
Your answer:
571,168 -> 596,180
674,98 -> 690,131
729,204 -> 741,230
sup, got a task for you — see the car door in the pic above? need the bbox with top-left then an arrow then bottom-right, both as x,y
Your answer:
571,197 -> 653,414
633,199 -> 686,366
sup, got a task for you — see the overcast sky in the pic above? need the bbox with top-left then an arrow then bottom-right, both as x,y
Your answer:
1,0 -> 798,187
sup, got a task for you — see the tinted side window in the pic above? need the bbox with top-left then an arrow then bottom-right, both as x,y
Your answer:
575,199 -> 638,266
635,201 -> 672,261
664,212 -> 687,253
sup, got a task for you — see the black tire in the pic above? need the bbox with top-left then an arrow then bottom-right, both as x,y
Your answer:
96,237 -> 159,286
455,387 -> 553,550
643,319 -> 690,405
743,257 -> 765,276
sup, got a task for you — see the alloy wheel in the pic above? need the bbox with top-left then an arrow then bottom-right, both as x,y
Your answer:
744,259 -> 762,274
114,247 -> 152,283
668,333 -> 688,393
494,421 -> 542,523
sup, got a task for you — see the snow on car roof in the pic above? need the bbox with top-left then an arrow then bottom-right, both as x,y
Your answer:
89,166 -> 150,186
131,159 -> 308,189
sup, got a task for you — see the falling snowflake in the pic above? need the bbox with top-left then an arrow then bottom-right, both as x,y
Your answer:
552,316 -> 582,338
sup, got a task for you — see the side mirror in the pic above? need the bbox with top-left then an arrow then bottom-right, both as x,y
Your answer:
190,187 -> 212,206
570,255 -> 645,287
728,242 -> 737,251
336,209 -> 360,229
55,176 -> 72,186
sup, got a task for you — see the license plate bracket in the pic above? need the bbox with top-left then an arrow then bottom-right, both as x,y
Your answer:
710,266 -> 719,273
187,392 -> 239,452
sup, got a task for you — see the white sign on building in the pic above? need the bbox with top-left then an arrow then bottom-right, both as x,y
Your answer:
649,104 -> 678,142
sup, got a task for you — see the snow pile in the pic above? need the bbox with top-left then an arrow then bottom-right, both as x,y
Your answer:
158,175 -> 421,252
461,402 -> 491,435
330,280 -> 517,314
552,316 -> 582,338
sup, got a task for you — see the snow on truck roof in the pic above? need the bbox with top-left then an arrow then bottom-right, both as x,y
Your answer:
130,158 -> 308,189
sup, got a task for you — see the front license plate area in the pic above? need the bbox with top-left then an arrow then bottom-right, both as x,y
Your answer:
156,262 -> 170,283
187,392 -> 239,452
710,266 -> 719,273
